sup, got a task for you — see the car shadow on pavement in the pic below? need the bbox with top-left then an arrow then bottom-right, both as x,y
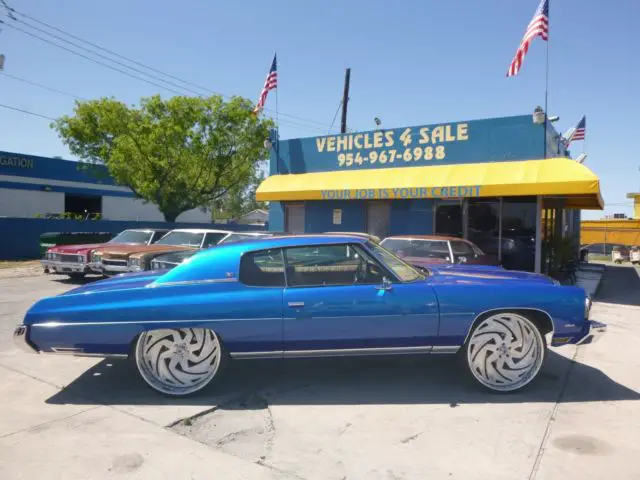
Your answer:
52,275 -> 103,286
45,350 -> 640,408
595,265 -> 640,307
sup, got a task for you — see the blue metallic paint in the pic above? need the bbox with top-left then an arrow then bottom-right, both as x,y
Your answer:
21,235 -> 598,358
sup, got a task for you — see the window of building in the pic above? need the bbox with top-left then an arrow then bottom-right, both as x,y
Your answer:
283,244 -> 385,287
434,201 -> 462,237
239,249 -> 285,287
64,193 -> 102,218
467,198 -> 500,257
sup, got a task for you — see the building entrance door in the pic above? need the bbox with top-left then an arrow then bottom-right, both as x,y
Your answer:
366,202 -> 391,239
285,204 -> 305,233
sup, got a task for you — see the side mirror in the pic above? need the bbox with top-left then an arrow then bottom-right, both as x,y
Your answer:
376,277 -> 393,291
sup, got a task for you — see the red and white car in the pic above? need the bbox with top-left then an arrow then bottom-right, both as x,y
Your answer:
41,228 -> 169,279
380,235 -> 499,269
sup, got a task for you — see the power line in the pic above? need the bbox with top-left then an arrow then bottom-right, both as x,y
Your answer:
0,102 -> 56,120
0,21 -> 188,96
2,3 -> 337,131
14,16 -> 206,97
0,72 -> 87,100
327,100 -> 343,134
2,22 -> 330,135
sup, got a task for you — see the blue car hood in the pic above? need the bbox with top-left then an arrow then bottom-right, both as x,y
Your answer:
429,267 -> 555,285
62,270 -> 168,296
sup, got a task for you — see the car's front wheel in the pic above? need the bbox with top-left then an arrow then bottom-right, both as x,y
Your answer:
135,328 -> 224,396
465,312 -> 546,393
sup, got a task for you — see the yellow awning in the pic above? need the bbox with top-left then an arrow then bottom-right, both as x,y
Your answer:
256,157 -> 604,210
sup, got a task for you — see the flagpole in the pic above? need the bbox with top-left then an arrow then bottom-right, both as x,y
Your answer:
543,5 -> 550,159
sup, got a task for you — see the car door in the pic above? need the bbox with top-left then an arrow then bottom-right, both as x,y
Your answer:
282,243 -> 439,355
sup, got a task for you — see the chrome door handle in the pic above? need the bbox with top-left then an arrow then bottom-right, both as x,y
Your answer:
288,302 -> 305,308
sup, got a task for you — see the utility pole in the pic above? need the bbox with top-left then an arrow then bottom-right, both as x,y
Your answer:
340,68 -> 351,134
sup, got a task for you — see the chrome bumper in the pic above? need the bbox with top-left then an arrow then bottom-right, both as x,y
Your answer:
41,260 -> 88,274
101,264 -> 131,275
13,325 -> 38,353
576,320 -> 607,345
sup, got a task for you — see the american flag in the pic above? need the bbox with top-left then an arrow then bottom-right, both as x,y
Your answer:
566,116 -> 586,145
254,54 -> 277,113
506,0 -> 549,77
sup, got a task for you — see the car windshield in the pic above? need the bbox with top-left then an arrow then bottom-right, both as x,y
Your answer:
367,242 -> 424,282
381,238 -> 451,260
108,230 -> 152,244
154,231 -> 204,247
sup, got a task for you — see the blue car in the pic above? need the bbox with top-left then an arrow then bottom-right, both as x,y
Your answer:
14,235 -> 606,396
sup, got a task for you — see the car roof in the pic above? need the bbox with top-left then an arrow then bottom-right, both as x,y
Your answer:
231,234 -> 369,250
168,229 -> 233,234
383,235 -> 466,242
125,228 -> 169,233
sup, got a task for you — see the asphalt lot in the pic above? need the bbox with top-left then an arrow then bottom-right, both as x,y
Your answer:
0,265 -> 639,479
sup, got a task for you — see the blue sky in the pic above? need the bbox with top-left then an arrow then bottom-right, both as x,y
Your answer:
1,0 -> 638,219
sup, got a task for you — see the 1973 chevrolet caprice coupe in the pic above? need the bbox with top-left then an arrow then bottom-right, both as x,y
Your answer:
14,235 -> 606,396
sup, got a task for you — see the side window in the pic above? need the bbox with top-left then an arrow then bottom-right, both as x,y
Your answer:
284,244 -> 385,287
203,233 -> 226,248
450,241 -> 476,260
239,249 -> 285,287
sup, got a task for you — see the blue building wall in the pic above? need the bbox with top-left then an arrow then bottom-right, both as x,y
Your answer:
304,201 -> 367,233
268,114 -> 565,234
0,151 -> 115,186
0,218 -> 264,260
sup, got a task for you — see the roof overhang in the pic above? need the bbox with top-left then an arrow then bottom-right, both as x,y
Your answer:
256,157 -> 604,210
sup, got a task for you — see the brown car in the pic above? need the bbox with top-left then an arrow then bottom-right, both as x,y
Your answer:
93,229 -> 234,275
380,235 -> 499,268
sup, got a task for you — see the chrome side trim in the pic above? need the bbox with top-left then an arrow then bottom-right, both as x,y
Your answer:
283,345 -> 434,358
229,351 -> 284,359
31,317 -> 284,328
462,307 -> 555,346
47,348 -> 127,358
431,346 -> 461,354
149,278 -> 238,287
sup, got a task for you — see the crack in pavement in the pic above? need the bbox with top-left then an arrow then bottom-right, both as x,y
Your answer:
527,346 -> 579,480
0,405 -> 103,440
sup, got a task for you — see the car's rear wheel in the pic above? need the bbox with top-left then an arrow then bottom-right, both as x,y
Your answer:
465,312 -> 546,393
135,328 -> 223,396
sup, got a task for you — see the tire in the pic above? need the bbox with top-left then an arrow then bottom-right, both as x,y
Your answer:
464,312 -> 546,393
135,328 -> 225,396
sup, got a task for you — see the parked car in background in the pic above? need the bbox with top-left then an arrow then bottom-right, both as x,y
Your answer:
39,231 -> 114,256
611,245 -> 628,264
380,235 -> 499,269
630,246 -> 640,265
42,228 -> 168,279
93,229 -> 235,275
324,232 -> 382,243
15,234 -> 605,397
149,231 -> 285,271
582,243 -> 630,260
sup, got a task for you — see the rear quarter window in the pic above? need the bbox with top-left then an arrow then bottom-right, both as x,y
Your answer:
239,249 -> 285,287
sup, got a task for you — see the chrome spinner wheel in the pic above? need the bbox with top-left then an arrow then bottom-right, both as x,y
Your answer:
135,328 -> 222,396
466,312 -> 545,392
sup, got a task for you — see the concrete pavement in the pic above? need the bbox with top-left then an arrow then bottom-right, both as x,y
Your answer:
0,266 -> 638,479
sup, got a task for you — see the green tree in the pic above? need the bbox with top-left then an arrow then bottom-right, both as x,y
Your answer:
212,164 -> 266,221
53,95 -> 273,222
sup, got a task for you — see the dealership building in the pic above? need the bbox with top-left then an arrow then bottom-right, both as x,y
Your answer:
0,151 -> 210,222
256,113 -> 604,273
